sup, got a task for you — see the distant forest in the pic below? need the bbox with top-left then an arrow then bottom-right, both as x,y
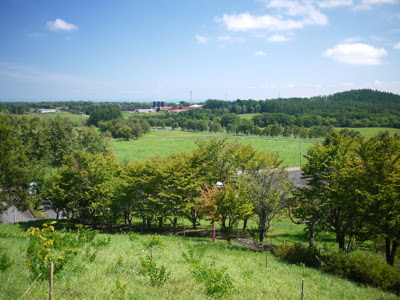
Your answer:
1,89 -> 400,128
204,89 -> 400,128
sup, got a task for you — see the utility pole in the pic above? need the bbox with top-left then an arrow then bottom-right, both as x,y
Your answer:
300,141 -> 302,168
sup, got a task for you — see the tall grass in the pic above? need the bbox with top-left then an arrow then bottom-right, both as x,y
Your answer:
0,223 -> 397,299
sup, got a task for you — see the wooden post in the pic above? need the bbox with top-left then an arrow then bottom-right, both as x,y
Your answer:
49,262 -> 54,300
301,278 -> 305,300
150,248 -> 153,260
121,228 -> 123,240
265,253 -> 268,269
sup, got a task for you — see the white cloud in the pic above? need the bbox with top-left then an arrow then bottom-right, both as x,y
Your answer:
374,80 -> 383,85
221,13 -> 304,31
195,34 -> 208,44
220,1 -> 328,32
254,51 -> 267,56
47,18 -> 78,32
354,0 -> 397,10
317,0 -> 353,8
267,34 -> 293,42
266,0 -> 328,25
323,43 -> 387,65
393,42 -> 400,49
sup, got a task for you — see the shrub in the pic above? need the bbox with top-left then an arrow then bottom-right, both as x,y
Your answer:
25,222 -> 78,280
181,241 -> 211,265
127,232 -> 138,241
138,254 -> 170,286
91,236 -> 111,247
273,243 -> 323,268
0,248 -> 12,271
141,234 -> 167,250
322,252 -> 400,294
190,262 -> 235,298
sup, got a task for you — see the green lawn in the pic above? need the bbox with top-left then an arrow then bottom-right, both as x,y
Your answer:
0,222 -> 397,300
111,130 -> 314,167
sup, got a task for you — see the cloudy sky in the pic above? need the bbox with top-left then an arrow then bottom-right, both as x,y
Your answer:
0,0 -> 399,101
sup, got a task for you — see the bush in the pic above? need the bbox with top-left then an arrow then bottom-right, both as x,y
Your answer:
26,222 -> 79,280
91,236 -> 111,247
138,254 -> 170,286
181,241 -> 211,265
141,234 -> 167,250
0,248 -> 12,271
190,262 -> 235,298
273,243 -> 323,268
323,252 -> 400,294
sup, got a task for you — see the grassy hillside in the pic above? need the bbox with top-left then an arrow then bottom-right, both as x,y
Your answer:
0,222 -> 397,300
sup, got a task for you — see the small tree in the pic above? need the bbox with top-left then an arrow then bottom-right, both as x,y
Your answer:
239,151 -> 292,243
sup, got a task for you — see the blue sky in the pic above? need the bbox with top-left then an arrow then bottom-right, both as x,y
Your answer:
0,0 -> 399,102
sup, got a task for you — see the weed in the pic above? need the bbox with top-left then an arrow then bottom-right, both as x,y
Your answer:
115,280 -> 127,299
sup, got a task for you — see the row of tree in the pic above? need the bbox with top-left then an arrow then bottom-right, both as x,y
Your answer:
98,118 -> 151,140
42,138 -> 293,243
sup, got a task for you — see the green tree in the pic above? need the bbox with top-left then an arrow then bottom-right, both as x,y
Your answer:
46,151 -> 121,225
299,131 -> 366,251
0,116 -> 35,213
356,136 -> 400,265
239,151 -> 292,243
201,182 -> 253,242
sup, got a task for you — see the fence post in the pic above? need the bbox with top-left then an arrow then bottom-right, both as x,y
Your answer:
266,253 -> 268,269
49,262 -> 54,300
301,278 -> 305,300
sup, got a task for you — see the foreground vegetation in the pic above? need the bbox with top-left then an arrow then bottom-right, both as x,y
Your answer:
0,222 -> 398,299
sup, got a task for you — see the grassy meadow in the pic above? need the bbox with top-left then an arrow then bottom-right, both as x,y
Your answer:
0,222 -> 398,300
111,129 -> 314,167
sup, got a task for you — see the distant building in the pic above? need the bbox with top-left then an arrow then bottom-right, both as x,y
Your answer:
171,104 -> 204,113
136,109 -> 156,113
38,109 -> 57,114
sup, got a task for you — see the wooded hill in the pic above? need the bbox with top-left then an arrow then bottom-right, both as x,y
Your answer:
204,89 -> 400,128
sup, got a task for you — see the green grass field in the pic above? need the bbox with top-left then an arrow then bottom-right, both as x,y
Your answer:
0,222 -> 397,300
26,112 -> 88,125
337,127 -> 400,138
111,130 -> 314,167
